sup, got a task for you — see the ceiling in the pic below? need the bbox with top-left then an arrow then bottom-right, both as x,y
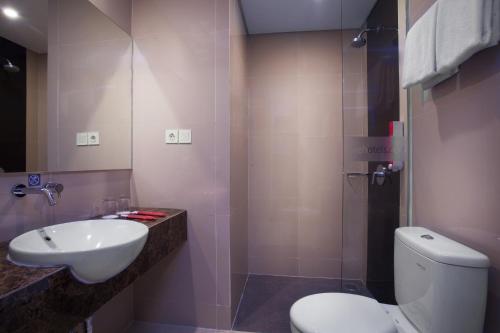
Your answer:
0,0 -> 48,53
240,0 -> 378,35
0,0 -> 379,52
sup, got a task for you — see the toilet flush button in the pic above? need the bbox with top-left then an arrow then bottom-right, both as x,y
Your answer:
421,234 -> 434,240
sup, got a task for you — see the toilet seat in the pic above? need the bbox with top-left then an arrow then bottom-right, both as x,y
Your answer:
290,293 -> 398,333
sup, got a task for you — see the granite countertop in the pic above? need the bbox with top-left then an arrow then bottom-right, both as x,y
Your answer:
0,208 -> 187,333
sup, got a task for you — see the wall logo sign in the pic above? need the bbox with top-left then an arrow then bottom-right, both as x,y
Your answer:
345,136 -> 406,162
28,174 -> 42,187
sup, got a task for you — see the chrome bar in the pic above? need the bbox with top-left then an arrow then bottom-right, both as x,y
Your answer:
346,172 -> 370,178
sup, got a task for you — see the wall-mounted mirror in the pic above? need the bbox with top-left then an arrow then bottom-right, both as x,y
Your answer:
0,0 -> 132,173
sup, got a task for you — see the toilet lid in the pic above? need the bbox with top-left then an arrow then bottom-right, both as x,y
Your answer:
290,293 -> 398,333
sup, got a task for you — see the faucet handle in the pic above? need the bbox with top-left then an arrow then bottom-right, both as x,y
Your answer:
371,165 -> 388,186
45,182 -> 64,197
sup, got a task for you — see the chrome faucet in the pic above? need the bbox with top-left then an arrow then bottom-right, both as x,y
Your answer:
11,182 -> 64,206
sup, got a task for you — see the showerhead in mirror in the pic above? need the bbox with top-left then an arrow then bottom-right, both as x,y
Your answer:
351,25 -> 398,48
351,33 -> 367,48
2,58 -> 20,73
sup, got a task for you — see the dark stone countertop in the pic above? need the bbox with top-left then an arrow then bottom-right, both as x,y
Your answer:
0,208 -> 187,333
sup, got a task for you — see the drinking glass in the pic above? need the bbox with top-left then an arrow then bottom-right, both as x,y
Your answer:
102,198 -> 118,215
118,196 -> 131,212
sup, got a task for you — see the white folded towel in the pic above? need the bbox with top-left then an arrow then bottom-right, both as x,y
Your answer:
436,0 -> 500,75
402,3 -> 438,88
421,68 -> 458,91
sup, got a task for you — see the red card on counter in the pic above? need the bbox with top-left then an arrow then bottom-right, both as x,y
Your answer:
137,211 -> 168,217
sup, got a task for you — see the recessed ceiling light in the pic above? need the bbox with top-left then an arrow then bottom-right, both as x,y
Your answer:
2,7 -> 19,19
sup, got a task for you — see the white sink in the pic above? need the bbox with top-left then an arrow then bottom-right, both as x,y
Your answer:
8,219 -> 149,284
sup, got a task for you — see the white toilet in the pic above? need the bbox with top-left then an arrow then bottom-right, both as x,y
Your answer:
290,227 -> 490,333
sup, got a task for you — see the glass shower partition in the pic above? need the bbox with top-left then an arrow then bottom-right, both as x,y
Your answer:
340,0 -> 406,304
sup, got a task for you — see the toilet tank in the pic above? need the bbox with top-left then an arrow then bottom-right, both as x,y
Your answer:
394,227 -> 489,333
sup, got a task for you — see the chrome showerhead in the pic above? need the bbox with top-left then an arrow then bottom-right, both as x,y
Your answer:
351,34 -> 367,48
351,25 -> 398,48
3,58 -> 19,73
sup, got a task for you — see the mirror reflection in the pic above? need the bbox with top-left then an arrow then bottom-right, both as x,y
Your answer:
0,0 -> 132,173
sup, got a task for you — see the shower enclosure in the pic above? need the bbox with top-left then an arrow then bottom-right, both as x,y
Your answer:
340,0 -> 408,304
234,1 -> 409,330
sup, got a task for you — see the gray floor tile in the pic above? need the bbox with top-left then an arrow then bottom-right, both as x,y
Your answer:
233,275 -> 372,333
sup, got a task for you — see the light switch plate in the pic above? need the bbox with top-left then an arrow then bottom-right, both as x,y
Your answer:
88,132 -> 100,145
165,129 -> 179,144
178,129 -> 192,144
76,132 -> 88,146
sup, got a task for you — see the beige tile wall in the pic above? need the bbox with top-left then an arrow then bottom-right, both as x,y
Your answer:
247,31 -> 344,278
410,1 -> 500,331
130,0 -> 244,329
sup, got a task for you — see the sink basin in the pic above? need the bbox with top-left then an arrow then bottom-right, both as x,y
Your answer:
8,219 -> 149,284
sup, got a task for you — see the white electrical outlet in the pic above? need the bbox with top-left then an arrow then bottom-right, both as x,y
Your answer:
165,129 -> 179,144
76,132 -> 88,146
88,132 -> 100,145
178,129 -> 192,144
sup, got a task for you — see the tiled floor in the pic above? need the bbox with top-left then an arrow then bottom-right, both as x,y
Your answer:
127,322 -> 251,333
233,275 -> 372,333
126,275 -> 371,333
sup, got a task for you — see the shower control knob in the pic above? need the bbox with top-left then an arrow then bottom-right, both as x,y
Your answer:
371,165 -> 388,186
